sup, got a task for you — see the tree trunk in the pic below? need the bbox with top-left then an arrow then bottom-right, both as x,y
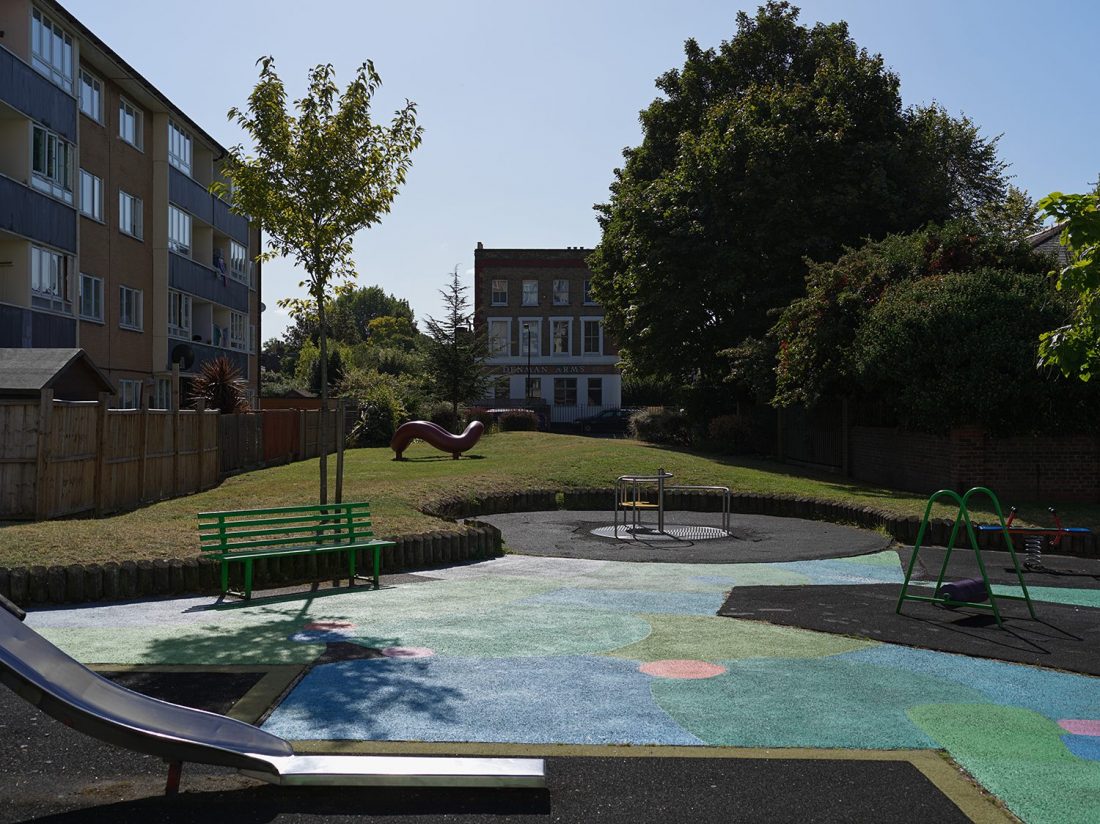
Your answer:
317,289 -> 329,506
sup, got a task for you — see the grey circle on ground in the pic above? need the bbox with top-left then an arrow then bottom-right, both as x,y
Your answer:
590,525 -> 732,541
482,510 -> 892,563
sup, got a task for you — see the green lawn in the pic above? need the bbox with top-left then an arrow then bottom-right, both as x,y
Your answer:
1,432 -> 1093,567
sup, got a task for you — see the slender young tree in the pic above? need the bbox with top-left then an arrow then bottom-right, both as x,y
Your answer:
424,266 -> 488,416
216,57 -> 422,502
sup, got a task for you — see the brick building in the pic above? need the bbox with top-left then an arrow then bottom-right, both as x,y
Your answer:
473,244 -> 621,423
0,0 -> 261,408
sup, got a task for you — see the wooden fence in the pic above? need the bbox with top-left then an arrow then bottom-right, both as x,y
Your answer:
218,407 -> 340,475
0,391 -> 219,520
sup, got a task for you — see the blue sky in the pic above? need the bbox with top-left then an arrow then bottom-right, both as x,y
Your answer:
62,0 -> 1099,341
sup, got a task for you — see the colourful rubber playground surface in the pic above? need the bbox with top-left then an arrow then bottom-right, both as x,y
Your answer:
18,526 -> 1100,823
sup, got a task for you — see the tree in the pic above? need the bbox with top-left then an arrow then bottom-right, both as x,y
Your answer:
589,2 -> 1008,397
424,266 -> 488,416
218,58 -> 422,503
366,314 -> 419,351
285,285 -> 416,347
977,185 -> 1043,240
1036,190 -> 1100,380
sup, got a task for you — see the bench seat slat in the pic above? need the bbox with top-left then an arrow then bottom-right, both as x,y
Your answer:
199,521 -> 372,543
221,538 -> 394,561
198,513 -> 373,532
202,532 -> 379,553
198,502 -> 371,519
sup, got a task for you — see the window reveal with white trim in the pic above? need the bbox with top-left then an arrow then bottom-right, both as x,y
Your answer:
153,378 -> 172,410
229,241 -> 248,283
31,8 -> 73,92
168,205 -> 191,255
519,319 -> 540,356
491,279 -> 508,306
583,279 -> 597,304
582,319 -> 603,355
167,290 -> 191,339
521,279 -> 538,306
31,245 -> 70,313
119,286 -> 143,330
229,312 -> 247,350
119,190 -> 143,238
551,319 -> 571,355
79,169 -> 102,220
32,125 -> 73,204
587,377 -> 603,406
553,279 -> 569,305
488,319 -> 510,356
79,69 -> 103,123
554,377 -> 577,405
79,273 -> 103,321
118,379 -> 142,410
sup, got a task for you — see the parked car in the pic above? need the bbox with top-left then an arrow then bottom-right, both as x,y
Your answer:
576,408 -> 638,434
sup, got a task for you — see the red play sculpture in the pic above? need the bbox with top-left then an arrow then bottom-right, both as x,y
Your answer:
390,420 -> 485,460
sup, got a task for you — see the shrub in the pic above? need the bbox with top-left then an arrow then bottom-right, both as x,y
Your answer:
346,379 -> 408,447
629,408 -> 689,445
705,414 -> 755,454
191,356 -> 250,412
499,409 -> 538,431
427,402 -> 461,433
465,407 -> 496,431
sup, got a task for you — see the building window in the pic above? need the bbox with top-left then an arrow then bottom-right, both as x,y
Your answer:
119,190 -> 143,239
31,8 -> 73,93
118,379 -> 142,410
488,319 -> 510,356
79,274 -> 103,322
554,377 -> 577,406
583,319 -> 603,355
32,125 -> 73,204
551,319 -> 571,355
119,286 -> 143,330
522,279 -> 538,306
153,378 -> 171,410
168,121 -> 192,176
553,279 -> 569,305
520,320 -> 540,356
229,241 -> 248,283
79,169 -> 103,221
229,312 -> 247,350
168,290 -> 191,339
79,69 -> 103,123
168,205 -> 191,255
491,279 -> 507,306
583,279 -> 596,304
119,98 -> 143,149
587,378 -> 603,407
31,245 -> 70,313
526,377 -> 542,399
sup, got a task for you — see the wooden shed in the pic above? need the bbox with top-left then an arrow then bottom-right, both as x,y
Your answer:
0,348 -> 115,401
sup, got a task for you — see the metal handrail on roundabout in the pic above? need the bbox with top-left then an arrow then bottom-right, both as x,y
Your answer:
613,469 -> 731,540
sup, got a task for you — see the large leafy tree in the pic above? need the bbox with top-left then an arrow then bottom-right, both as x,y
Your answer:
1036,190 -> 1100,381
424,267 -> 488,416
589,2 -> 1008,393
285,285 -> 416,349
218,58 -> 422,503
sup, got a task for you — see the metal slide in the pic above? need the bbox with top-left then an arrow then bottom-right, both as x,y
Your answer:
0,594 -> 544,793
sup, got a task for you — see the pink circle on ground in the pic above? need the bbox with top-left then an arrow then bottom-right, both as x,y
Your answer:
304,622 -> 354,630
639,660 -> 727,679
1059,720 -> 1100,736
381,646 -> 435,659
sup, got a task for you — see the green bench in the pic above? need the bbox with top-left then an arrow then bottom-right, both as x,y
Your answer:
197,502 -> 395,600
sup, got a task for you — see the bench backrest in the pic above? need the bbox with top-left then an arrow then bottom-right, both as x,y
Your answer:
197,502 -> 374,555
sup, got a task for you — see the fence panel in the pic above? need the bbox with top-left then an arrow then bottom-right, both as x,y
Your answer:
263,409 -> 299,464
45,402 -> 98,518
144,411 -> 176,502
778,401 -> 845,471
0,401 -> 40,518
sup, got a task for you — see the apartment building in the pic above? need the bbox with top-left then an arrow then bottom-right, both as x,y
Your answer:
0,0 -> 261,409
473,244 -> 621,423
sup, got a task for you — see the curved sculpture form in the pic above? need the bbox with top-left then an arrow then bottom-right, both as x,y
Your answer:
391,420 -> 485,460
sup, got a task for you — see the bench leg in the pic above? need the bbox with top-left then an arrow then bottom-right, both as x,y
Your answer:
373,546 -> 380,589
348,548 -> 357,585
220,560 -> 229,596
244,558 -> 253,600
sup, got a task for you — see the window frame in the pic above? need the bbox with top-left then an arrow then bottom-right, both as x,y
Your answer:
587,377 -> 603,407
153,378 -> 172,410
553,377 -> 578,406
490,279 -> 508,306
526,376 -> 542,400
552,279 -> 570,306
79,273 -> 103,322
31,7 -> 74,93
583,279 -> 597,305
551,317 -> 572,355
229,311 -> 247,351
167,289 -> 192,339
168,204 -> 191,256
519,318 -> 541,357
582,317 -> 603,355
229,240 -> 249,284
488,318 -> 511,357
78,69 -> 104,123
30,244 -> 71,314
118,285 -> 143,331
118,97 -> 144,150
78,168 -> 103,221
119,190 -> 143,239
31,123 -> 74,205
521,279 -> 538,307
168,120 -> 192,176
118,379 -> 142,410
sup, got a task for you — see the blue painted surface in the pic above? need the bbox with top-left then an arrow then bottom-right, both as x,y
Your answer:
518,587 -> 724,615
263,655 -> 704,745
1062,734 -> 1100,761
769,558 -> 905,586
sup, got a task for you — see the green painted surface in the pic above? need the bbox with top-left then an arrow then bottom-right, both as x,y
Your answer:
653,658 -> 989,749
910,704 -> 1100,824
606,614 -> 876,662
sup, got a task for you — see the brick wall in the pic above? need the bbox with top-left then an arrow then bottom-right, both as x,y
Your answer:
849,425 -> 1100,502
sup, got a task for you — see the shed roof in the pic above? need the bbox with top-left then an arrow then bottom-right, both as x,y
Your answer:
0,349 -> 114,398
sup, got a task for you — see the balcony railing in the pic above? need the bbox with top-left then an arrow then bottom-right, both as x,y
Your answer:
169,251 -> 249,313
0,47 -> 77,141
168,167 -> 250,246
0,303 -> 76,348
168,339 -> 249,379
0,174 -> 77,252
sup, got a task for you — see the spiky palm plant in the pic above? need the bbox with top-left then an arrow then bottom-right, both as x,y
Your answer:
191,356 -> 250,413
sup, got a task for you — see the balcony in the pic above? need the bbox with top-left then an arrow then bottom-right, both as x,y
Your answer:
0,47 -> 77,142
0,175 -> 77,252
168,167 -> 249,246
169,251 -> 249,313
0,303 -> 76,347
168,339 -> 248,379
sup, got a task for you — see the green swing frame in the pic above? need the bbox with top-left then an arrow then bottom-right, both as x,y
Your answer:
895,486 -> 1036,627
